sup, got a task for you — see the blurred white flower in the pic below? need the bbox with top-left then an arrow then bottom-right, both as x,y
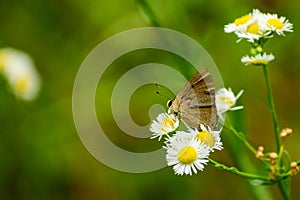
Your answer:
164,129 -> 194,146
263,13 -> 293,35
165,132 -> 210,176
216,88 -> 244,115
149,113 -> 179,141
241,53 -> 275,66
0,48 -> 41,101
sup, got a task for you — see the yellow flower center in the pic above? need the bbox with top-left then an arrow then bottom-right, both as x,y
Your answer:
15,76 -> 30,94
163,117 -> 175,128
234,15 -> 251,26
196,131 -> 215,147
247,23 -> 259,34
178,146 -> 197,164
219,96 -> 234,106
249,59 -> 268,65
267,18 -> 283,30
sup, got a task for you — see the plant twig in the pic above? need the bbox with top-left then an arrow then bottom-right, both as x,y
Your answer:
262,65 -> 280,152
262,65 -> 291,200
224,123 -> 257,154
209,158 -> 272,182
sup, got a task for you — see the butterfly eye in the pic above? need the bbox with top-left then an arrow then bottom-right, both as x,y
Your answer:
167,100 -> 173,107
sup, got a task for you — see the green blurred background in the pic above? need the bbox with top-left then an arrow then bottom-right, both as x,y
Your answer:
0,0 -> 300,199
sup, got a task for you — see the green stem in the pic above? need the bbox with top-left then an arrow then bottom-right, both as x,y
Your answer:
278,181 -> 291,200
225,123 -> 271,167
224,116 -> 273,199
278,171 -> 291,180
136,0 -> 160,26
224,123 -> 256,154
262,65 -> 280,153
278,145 -> 285,166
209,158 -> 272,182
262,65 -> 291,200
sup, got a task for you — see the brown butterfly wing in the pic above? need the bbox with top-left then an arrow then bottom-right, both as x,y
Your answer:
170,68 -> 217,130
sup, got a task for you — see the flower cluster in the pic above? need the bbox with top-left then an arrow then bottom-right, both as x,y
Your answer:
0,48 -> 40,101
149,87 -> 243,175
224,9 -> 293,66
225,9 -> 293,42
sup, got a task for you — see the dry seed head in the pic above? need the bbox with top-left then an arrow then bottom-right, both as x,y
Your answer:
290,162 -> 299,176
256,146 -> 265,158
269,152 -> 278,165
280,128 -> 293,138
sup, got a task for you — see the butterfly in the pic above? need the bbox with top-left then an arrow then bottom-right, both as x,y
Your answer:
167,68 -> 217,130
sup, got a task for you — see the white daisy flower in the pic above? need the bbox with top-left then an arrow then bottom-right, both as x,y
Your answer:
263,13 -> 293,36
235,23 -> 272,43
224,11 -> 253,33
165,133 -> 210,176
216,87 -> 244,115
241,53 -> 275,66
192,124 -> 223,152
149,113 -> 179,141
0,48 -> 41,101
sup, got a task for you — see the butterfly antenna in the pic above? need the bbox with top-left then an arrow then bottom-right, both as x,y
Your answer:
153,82 -> 173,99
155,90 -> 171,100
